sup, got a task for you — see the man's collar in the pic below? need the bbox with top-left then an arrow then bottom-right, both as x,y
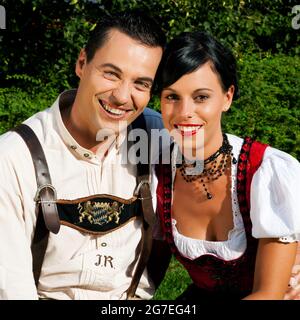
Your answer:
52,89 -> 126,162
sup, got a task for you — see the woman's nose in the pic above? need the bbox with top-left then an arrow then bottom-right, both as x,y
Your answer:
178,99 -> 193,118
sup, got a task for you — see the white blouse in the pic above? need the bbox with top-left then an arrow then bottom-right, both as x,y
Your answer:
171,134 -> 300,261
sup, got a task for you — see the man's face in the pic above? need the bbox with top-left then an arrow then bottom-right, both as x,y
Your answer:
74,29 -> 163,140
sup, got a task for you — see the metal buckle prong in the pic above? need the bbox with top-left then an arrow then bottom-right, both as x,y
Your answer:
34,184 -> 57,202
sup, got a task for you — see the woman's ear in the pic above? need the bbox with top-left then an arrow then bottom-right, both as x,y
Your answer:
75,49 -> 87,79
222,85 -> 235,112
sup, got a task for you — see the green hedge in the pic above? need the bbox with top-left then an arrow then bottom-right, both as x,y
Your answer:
224,53 -> 300,159
0,86 -> 58,133
1,0 -> 299,90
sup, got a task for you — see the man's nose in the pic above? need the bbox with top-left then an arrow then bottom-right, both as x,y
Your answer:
112,81 -> 130,105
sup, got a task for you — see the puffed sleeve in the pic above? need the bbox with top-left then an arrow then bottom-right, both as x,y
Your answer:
250,146 -> 300,242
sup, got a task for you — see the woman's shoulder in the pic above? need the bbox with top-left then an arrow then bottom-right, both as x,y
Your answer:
249,143 -> 300,241
251,144 -> 300,199
226,133 -> 299,168
261,146 -> 299,168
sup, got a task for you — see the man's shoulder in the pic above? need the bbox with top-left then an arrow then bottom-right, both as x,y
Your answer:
141,107 -> 163,130
0,130 -> 29,164
142,107 -> 161,118
0,109 -> 52,160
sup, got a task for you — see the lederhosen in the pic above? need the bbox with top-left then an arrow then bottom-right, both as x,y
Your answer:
156,137 -> 268,300
12,113 -> 156,299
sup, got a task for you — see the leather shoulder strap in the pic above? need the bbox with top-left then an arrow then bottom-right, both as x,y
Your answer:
12,124 -> 60,233
12,124 -> 60,287
126,113 -> 156,299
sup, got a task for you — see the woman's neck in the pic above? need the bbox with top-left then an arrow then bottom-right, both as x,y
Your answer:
181,131 -> 224,161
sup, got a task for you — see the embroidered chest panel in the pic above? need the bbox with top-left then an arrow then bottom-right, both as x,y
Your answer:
56,195 -> 142,235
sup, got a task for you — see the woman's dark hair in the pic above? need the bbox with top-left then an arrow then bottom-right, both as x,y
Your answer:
158,31 -> 239,100
85,10 -> 166,63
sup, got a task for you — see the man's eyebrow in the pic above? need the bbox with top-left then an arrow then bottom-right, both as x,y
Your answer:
97,64 -> 153,84
136,77 -> 154,84
98,63 -> 122,73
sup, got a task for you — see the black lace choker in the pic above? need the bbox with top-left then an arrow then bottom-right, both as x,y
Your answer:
177,133 -> 237,200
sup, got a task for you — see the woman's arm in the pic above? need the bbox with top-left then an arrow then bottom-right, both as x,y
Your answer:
243,238 -> 297,300
284,243 -> 300,300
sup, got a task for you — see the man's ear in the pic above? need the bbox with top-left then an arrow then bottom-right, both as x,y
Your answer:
222,85 -> 235,112
75,49 -> 87,78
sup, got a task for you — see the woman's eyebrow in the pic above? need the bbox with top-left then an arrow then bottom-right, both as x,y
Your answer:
162,87 -> 177,92
162,87 -> 213,93
193,88 -> 214,94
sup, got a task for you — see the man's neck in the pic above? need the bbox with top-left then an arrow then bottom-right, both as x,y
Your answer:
60,102 -> 108,154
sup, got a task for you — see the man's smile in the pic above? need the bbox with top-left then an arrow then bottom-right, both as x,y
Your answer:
98,98 -> 135,119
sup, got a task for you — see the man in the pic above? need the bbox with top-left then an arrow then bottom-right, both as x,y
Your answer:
0,11 -> 168,300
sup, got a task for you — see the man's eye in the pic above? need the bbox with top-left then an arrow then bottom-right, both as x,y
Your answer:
135,81 -> 151,90
104,71 -> 119,80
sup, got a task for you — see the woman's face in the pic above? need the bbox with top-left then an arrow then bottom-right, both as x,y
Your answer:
160,61 -> 234,158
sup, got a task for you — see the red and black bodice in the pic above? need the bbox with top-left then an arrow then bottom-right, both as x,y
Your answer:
156,137 -> 268,300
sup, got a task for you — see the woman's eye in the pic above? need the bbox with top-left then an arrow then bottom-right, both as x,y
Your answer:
165,94 -> 178,101
195,95 -> 208,102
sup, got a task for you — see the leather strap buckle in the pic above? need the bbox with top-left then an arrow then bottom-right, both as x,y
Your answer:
34,183 -> 60,234
134,180 -> 152,199
34,184 -> 57,202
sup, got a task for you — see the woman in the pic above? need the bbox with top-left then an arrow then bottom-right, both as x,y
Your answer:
156,31 -> 300,300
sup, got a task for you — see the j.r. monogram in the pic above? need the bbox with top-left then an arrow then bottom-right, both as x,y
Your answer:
94,254 -> 114,268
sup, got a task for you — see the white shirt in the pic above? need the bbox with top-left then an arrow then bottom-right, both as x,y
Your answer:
0,90 -> 159,300
171,134 -> 300,261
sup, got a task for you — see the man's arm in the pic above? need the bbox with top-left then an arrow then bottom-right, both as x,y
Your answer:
0,149 -> 38,299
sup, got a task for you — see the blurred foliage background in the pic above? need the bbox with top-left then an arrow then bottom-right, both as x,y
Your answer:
0,0 -> 299,299
0,0 -> 299,157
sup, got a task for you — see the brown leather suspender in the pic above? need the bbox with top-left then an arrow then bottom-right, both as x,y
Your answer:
13,119 -> 156,299
12,125 -> 60,234
12,124 -> 60,286
126,176 -> 155,298
125,114 -> 156,299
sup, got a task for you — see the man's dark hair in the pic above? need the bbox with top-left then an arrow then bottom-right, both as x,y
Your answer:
85,10 -> 166,63
158,31 -> 240,100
